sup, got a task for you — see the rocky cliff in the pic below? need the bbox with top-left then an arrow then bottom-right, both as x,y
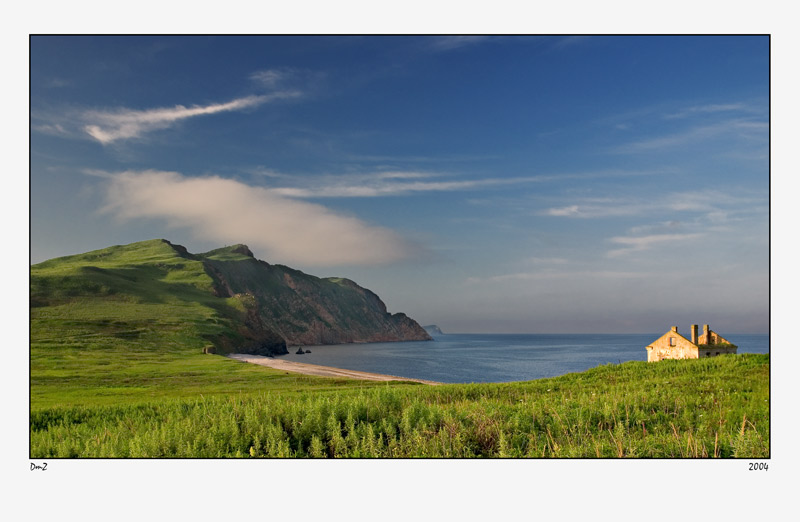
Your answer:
198,244 -> 432,349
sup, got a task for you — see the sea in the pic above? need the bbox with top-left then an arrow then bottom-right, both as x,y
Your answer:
279,333 -> 770,384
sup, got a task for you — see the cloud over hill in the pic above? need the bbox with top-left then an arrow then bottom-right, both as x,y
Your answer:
100,170 -> 420,267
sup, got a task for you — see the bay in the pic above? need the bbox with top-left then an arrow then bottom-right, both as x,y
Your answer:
279,333 -> 770,384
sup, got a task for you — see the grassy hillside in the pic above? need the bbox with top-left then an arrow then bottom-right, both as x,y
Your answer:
31,354 -> 768,458
31,239 -> 245,350
31,240 -> 256,404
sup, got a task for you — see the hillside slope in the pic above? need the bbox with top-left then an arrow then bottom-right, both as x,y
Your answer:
30,239 -> 430,358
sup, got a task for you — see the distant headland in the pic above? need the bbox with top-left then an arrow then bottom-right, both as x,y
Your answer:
422,325 -> 445,336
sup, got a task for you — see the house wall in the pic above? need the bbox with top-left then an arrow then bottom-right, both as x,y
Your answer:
697,325 -> 737,357
697,344 -> 738,358
646,329 -> 699,362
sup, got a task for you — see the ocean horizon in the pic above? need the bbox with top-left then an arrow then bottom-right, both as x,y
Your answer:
279,333 -> 770,384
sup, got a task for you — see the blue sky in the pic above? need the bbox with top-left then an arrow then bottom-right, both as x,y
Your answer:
30,35 -> 769,333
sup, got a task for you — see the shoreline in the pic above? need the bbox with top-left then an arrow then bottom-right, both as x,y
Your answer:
227,353 -> 442,385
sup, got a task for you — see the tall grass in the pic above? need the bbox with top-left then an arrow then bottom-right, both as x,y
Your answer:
30,354 -> 768,458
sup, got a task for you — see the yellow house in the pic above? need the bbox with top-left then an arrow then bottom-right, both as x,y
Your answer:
646,324 -> 737,362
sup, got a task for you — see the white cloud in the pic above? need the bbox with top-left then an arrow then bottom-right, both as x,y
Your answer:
99,170 -> 420,266
606,233 -> 703,258
542,202 -> 642,218
83,92 -> 300,144
544,205 -> 581,217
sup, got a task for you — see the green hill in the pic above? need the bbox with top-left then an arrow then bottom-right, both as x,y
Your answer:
31,239 -> 430,358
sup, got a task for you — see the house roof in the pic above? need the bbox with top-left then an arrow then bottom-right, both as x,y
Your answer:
647,326 -> 737,348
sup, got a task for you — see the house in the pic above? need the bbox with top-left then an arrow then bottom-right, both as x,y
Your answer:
646,324 -> 737,362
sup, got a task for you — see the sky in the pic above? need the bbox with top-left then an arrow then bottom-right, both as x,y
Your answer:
30,35 -> 770,334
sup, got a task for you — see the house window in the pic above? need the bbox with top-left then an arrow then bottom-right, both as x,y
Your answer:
707,352 -> 711,357
669,337 -> 676,346
716,352 -> 720,356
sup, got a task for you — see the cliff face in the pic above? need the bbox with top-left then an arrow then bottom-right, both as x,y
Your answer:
198,244 -> 432,348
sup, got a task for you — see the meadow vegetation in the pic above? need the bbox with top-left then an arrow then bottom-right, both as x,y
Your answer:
31,353 -> 768,458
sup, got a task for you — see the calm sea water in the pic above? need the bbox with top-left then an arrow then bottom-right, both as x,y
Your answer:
279,333 -> 770,384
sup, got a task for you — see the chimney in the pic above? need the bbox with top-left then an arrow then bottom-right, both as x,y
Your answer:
691,324 -> 698,344
671,326 -> 678,332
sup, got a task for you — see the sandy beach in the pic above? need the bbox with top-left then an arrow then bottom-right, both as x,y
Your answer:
227,353 -> 441,385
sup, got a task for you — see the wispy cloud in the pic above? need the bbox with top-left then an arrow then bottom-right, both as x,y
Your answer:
601,98 -> 767,155
550,36 -> 592,49
663,189 -> 767,216
663,103 -> 749,119
609,118 -> 768,154
250,67 -> 326,92
544,205 -> 581,217
345,153 -> 501,164
268,172 -> 547,198
526,256 -> 570,265
44,77 -> 73,88
83,92 -> 300,144
466,269 -> 650,285
428,36 -> 491,51
32,122 -> 67,136
606,233 -> 703,258
542,199 -> 645,218
427,35 -> 589,54
97,170 -> 421,266
263,168 -> 658,199
543,187 -> 766,221
250,69 -> 295,88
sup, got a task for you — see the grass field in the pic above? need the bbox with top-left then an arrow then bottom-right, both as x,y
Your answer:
30,352 -> 769,458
